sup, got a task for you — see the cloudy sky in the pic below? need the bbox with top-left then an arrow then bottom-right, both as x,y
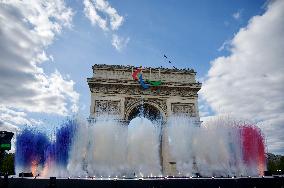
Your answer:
0,0 -> 283,154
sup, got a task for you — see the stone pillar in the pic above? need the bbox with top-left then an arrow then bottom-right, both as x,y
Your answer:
161,126 -> 177,176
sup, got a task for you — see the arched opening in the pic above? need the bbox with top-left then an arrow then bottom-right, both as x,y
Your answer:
126,103 -> 165,174
127,103 -> 163,122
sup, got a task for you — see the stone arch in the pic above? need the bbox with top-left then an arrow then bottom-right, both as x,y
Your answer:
125,101 -> 166,122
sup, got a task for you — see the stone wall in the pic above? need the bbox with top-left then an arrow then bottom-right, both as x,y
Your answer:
88,64 -> 201,120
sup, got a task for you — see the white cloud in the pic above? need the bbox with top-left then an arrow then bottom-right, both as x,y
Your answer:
0,120 -> 20,133
111,34 -> 130,51
0,106 -> 42,129
0,1 -> 79,130
83,0 -> 128,51
83,0 -> 124,31
83,0 -> 108,31
94,0 -> 124,30
232,10 -> 242,20
200,0 -> 284,154
218,39 -> 232,52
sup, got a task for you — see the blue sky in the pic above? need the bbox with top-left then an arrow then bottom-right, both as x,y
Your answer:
1,0 -> 284,154
45,0 -> 266,117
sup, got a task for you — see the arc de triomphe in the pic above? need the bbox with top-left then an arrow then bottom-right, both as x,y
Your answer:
87,64 -> 202,175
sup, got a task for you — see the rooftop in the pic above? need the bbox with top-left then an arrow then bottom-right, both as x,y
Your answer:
92,64 -> 196,74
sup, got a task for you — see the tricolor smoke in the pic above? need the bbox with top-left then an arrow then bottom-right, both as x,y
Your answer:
167,116 -> 266,177
15,116 -> 266,177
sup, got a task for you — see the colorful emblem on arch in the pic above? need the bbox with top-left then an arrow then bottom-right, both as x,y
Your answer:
132,67 -> 162,90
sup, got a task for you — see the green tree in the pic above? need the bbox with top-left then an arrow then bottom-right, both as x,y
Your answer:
279,156 -> 284,172
0,151 -> 15,175
267,160 -> 277,173
267,153 -> 284,175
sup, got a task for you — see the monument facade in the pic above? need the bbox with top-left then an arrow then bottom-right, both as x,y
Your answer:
87,64 -> 202,175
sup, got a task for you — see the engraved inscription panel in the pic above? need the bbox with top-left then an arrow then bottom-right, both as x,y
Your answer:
171,103 -> 195,116
95,100 -> 121,115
